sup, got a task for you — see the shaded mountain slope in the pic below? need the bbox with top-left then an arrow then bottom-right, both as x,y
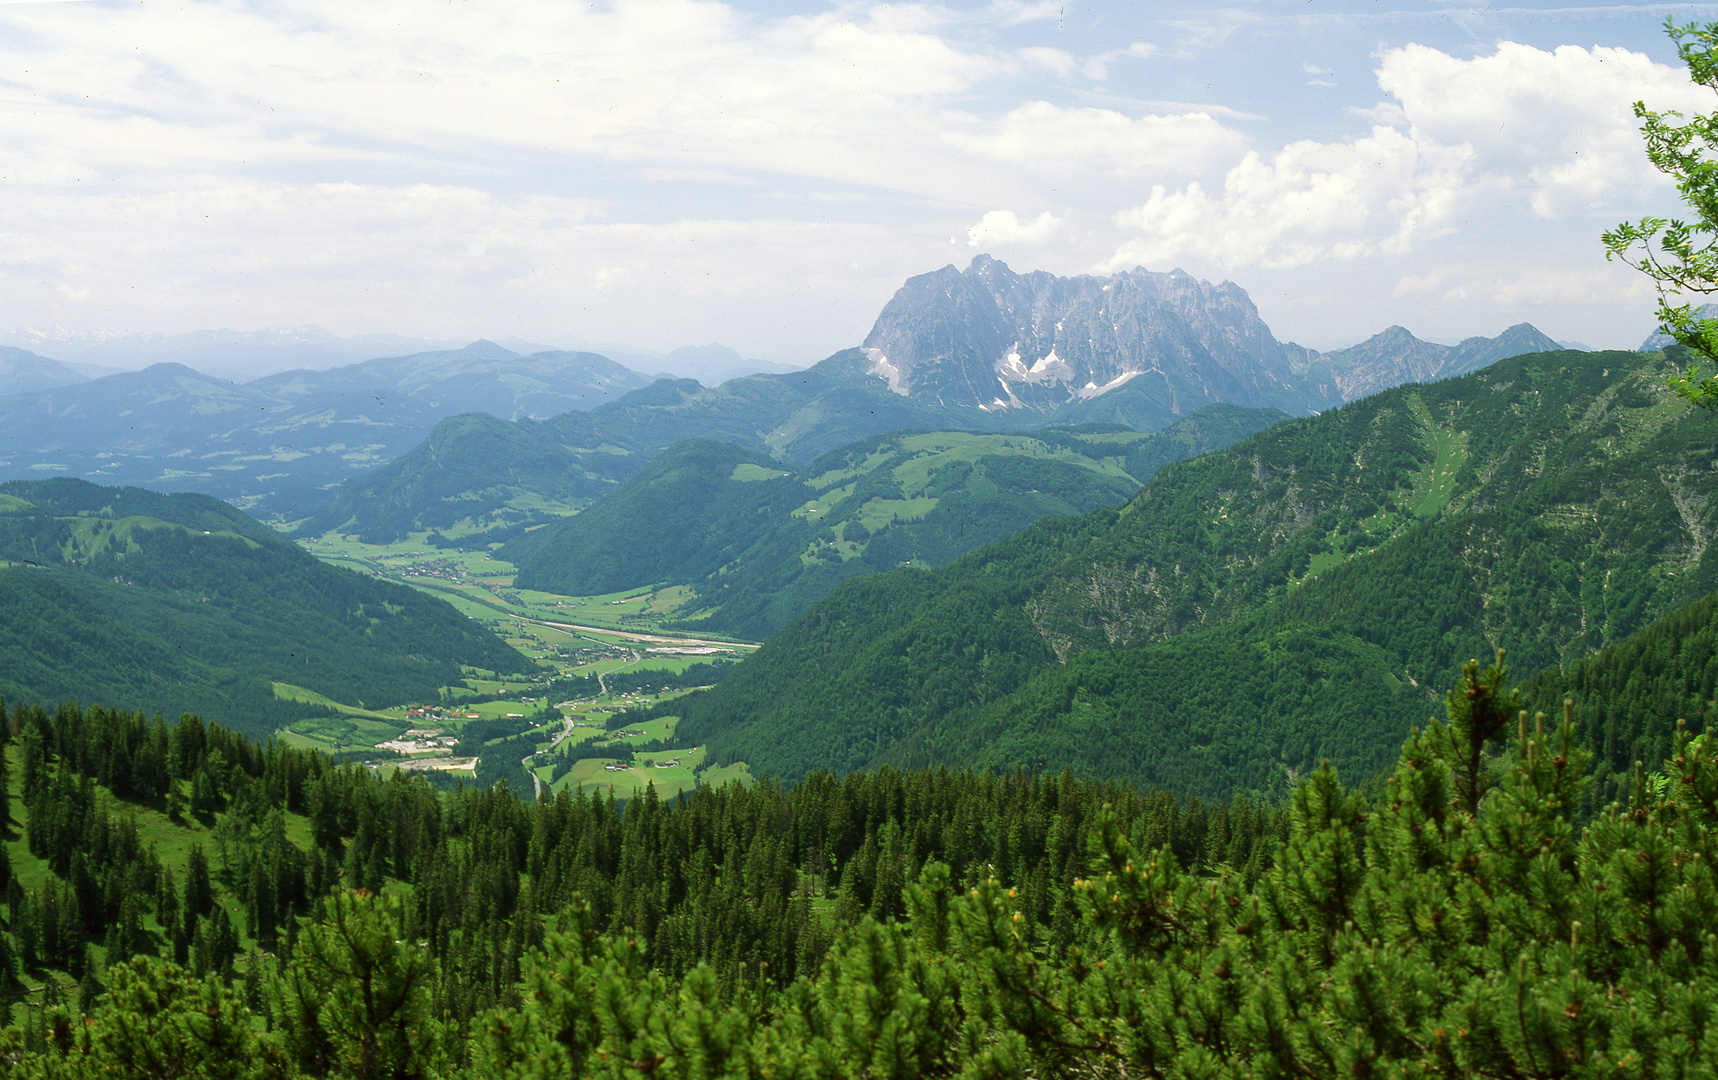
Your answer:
0,478 -> 528,736
503,438 -> 788,598
0,569 -> 244,723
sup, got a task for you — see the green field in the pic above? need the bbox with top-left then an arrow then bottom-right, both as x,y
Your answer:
1407,394 -> 1471,518
285,714 -> 409,749
551,745 -> 708,799
272,533 -> 759,793
271,681 -> 404,721
300,532 -> 752,641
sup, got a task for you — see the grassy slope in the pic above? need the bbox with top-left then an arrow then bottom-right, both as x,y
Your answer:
506,406 -> 1286,639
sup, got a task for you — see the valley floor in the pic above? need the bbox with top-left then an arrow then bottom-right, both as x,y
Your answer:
280,531 -> 761,799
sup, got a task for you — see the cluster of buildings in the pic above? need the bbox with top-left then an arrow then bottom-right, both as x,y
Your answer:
394,556 -> 471,582
377,728 -> 462,754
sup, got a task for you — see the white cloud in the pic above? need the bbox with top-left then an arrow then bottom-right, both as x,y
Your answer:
1082,41 -> 1157,81
0,2 -> 1687,358
1105,126 -> 1468,272
951,100 -> 1245,177
989,1 -> 1063,26
1105,40 -> 1703,274
0,0 -> 1019,201
967,210 -> 1063,247
0,175 -> 951,355
1376,41 -> 1708,218
1,0 -> 1248,354
1018,46 -> 1078,76
1393,263 -> 1656,308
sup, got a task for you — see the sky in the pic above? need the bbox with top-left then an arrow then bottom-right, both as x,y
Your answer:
3,0 -> 1718,367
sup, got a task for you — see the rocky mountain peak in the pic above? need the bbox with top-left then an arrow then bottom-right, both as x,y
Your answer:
860,258 -> 1563,421
861,257 -> 1308,416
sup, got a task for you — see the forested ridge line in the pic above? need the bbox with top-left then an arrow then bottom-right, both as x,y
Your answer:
0,478 -> 529,738
3,650 -> 1718,1077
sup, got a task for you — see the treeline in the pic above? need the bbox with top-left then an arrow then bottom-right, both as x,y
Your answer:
9,654 -> 1718,1077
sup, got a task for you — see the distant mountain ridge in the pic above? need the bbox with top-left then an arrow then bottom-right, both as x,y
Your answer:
1640,304 -> 1718,351
1307,322 -> 1564,403
0,325 -> 474,379
1,260 -> 1564,533
0,346 -> 88,394
864,257 -> 1315,413
0,341 -> 654,519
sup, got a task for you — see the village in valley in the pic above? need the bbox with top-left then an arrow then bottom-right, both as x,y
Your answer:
278,533 -> 758,799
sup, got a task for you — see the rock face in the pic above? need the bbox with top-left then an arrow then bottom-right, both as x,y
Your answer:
862,256 -> 1312,414
1314,323 -> 1562,403
1640,304 -> 1718,351
861,256 -> 1561,417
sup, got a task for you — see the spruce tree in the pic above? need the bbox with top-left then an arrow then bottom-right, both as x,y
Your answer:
185,845 -> 214,921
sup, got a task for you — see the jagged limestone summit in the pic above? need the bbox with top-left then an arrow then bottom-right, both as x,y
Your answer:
860,255 -> 1560,416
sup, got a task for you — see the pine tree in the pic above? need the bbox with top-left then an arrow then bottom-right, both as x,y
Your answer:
273,890 -> 441,1080
185,845 -> 214,921
190,767 -> 218,820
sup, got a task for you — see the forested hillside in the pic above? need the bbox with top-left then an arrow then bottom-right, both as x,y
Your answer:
0,694 -> 1281,1074
5,651 -> 1718,1078
0,479 -> 527,737
671,347 -> 1718,795
502,406 -> 1284,638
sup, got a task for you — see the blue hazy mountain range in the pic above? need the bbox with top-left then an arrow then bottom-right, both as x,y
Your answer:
0,260 -> 1562,524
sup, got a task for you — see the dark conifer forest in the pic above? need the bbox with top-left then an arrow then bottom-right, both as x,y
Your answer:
4,632 -> 1718,1076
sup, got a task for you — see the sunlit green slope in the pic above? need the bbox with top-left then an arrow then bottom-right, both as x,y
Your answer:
501,405 -> 1286,638
672,347 -> 1718,796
